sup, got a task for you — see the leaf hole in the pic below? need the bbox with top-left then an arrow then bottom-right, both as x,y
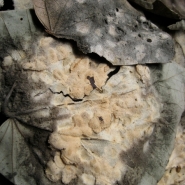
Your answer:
20,18 -> 23,21
147,38 -> 152,43
138,34 -> 141,38
104,19 -> 108,24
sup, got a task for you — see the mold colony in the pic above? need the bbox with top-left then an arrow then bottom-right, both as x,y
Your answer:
10,37 -> 161,185
1,2 -> 185,184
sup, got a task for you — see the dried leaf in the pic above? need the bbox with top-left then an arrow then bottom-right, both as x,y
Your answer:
0,8 -> 185,185
168,20 -> 185,30
0,119 -> 41,185
0,9 -> 43,60
129,0 -> 185,19
33,0 -> 175,65
13,0 -> 33,10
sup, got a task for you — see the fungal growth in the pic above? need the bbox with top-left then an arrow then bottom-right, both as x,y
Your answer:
1,31 -> 185,185
33,0 -> 174,65
157,118 -> 185,185
1,35 -> 162,185
0,5 -> 185,185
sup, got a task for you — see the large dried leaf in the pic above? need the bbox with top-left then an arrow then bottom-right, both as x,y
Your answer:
0,8 -> 185,185
33,0 -> 175,65
136,62 -> 185,185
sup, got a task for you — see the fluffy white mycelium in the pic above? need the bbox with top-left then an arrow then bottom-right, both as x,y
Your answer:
2,37 -> 161,185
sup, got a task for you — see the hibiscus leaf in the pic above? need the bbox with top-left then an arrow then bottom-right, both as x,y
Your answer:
0,7 -> 185,185
0,118 -> 53,185
0,8 -> 43,60
0,119 -> 37,185
33,0 -> 175,65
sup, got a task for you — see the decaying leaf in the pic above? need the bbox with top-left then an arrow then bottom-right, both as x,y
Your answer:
32,0 -> 174,65
157,120 -> 185,185
0,7 -> 185,185
173,31 -> 185,67
0,119 -> 35,185
128,0 -> 185,20
13,0 -> 33,10
0,9 -> 43,60
0,119 -> 52,185
168,20 -> 185,31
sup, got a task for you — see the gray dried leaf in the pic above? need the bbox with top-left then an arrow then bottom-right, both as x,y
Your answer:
129,0 -> 185,19
33,0 -> 174,65
13,0 -> 33,10
168,20 -> 185,31
0,119 -> 35,185
0,9 -> 43,60
0,119 -> 51,185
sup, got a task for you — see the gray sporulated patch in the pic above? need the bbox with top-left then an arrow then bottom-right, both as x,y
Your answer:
33,0 -> 175,65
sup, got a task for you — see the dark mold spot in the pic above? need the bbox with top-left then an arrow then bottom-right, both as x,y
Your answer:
176,166 -> 181,173
87,76 -> 97,89
98,116 -> 104,122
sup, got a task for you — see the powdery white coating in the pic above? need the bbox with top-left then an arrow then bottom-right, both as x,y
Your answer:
1,36 -> 161,185
2,56 -> 13,68
23,58 -> 47,71
108,25 -> 117,36
78,174 -> 95,185
135,45 -> 146,61
76,22 -> 91,34
157,125 -> 185,185
76,0 -> 85,3
21,37 -> 113,100
38,38 -> 161,184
